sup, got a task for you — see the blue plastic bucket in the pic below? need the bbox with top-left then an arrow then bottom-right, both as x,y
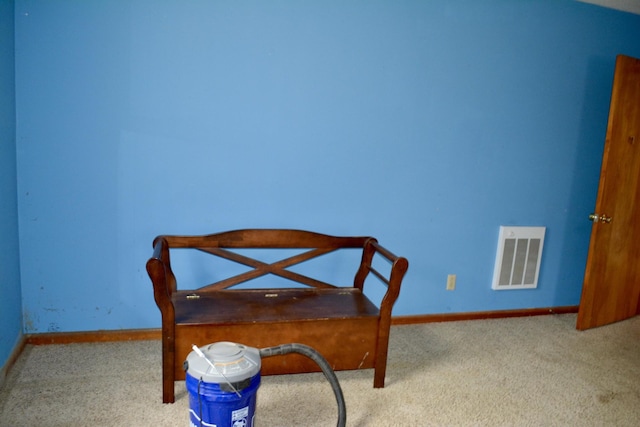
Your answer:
186,371 -> 260,427
185,342 -> 261,427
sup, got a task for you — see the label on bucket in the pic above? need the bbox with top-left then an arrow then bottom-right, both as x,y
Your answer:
189,405 -> 251,427
232,406 -> 249,426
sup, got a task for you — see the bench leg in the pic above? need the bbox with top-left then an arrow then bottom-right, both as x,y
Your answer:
162,328 -> 176,403
373,354 -> 387,388
162,364 -> 175,403
374,318 -> 393,388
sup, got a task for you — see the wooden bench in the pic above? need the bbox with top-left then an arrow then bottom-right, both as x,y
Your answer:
146,229 -> 409,403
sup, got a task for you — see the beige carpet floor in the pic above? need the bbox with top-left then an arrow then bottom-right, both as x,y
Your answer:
1,313 -> 639,426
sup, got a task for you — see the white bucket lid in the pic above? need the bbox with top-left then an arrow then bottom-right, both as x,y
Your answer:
186,342 -> 261,384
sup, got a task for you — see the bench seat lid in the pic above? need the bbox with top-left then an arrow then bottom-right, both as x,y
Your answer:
173,288 -> 379,325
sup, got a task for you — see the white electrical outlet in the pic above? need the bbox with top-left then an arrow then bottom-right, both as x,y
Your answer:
446,274 -> 456,291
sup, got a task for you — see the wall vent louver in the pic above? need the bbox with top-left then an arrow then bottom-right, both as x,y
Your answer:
492,226 -> 545,290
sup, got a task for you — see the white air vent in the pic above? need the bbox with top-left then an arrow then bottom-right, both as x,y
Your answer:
492,226 -> 545,290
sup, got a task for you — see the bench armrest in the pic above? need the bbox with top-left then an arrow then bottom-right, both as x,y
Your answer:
146,237 -> 177,317
354,238 -> 409,317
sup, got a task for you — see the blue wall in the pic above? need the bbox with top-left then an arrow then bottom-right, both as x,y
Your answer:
0,0 -> 22,369
13,0 -> 640,333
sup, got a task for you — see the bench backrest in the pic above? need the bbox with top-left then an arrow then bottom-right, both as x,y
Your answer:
146,229 -> 408,313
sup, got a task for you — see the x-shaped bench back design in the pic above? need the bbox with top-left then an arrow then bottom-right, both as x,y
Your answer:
197,246 -> 341,290
156,229 -> 378,292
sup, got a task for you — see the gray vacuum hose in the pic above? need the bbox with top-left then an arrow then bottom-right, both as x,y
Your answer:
259,343 -> 347,427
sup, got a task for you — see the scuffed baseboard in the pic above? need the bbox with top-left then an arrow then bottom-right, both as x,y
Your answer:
26,328 -> 161,345
391,305 -> 579,325
19,306 -> 579,346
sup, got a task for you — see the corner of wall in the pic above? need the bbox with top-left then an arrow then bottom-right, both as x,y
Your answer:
0,332 -> 25,390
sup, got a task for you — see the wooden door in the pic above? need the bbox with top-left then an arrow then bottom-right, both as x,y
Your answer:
576,55 -> 640,330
